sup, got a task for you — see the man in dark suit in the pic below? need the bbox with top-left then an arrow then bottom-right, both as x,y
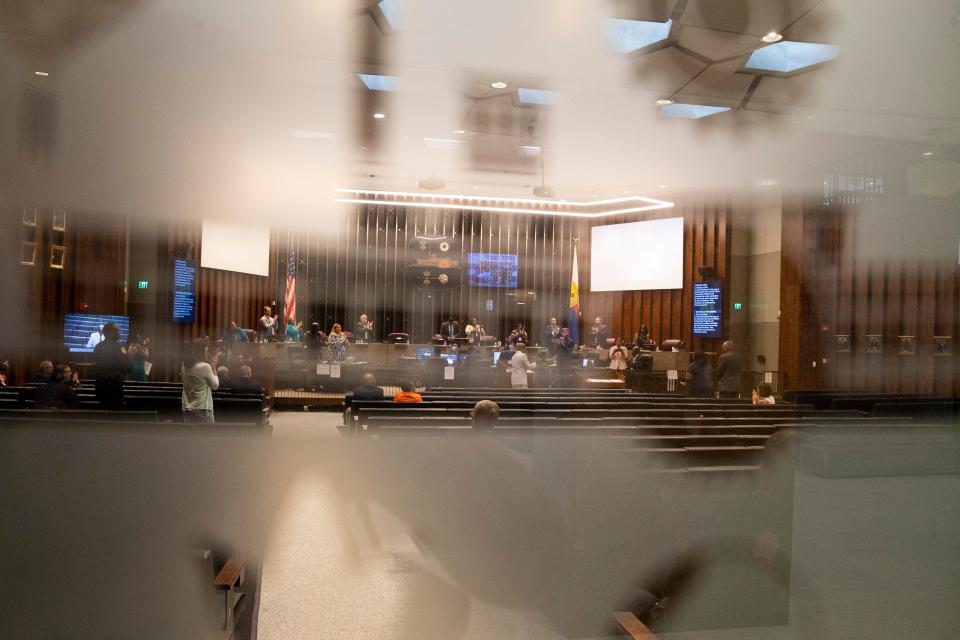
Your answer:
231,365 -> 264,395
351,373 -> 384,401
439,317 -> 460,343
354,314 -> 374,343
93,324 -> 131,409
716,340 -> 742,398
590,317 -> 608,347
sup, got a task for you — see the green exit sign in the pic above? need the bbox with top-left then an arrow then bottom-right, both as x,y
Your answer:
733,302 -> 743,311
137,281 -> 149,289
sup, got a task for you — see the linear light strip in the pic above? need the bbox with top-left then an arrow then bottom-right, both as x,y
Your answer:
334,198 -> 673,218
334,188 -> 674,209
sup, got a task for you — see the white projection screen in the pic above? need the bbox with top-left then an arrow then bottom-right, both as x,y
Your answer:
200,220 -> 271,276
590,217 -> 684,291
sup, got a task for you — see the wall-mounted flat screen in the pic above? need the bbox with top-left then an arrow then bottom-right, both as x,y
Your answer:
173,258 -> 197,323
467,253 -> 518,288
692,281 -> 723,338
590,217 -> 684,291
64,314 -> 130,352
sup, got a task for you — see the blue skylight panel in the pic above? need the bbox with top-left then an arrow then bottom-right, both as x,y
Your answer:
606,19 -> 672,53
660,103 -> 730,119
745,41 -> 839,73
517,88 -> 555,105
358,74 -> 397,91
379,0 -> 399,29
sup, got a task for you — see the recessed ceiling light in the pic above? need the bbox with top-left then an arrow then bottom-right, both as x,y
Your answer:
761,32 -> 783,43
623,189 -> 631,194
922,151 -> 934,157
656,98 -> 674,106
490,81 -> 508,89
373,112 -> 386,119
658,184 -> 667,189
34,71 -> 49,77
472,185 -> 478,189
453,129 -> 466,134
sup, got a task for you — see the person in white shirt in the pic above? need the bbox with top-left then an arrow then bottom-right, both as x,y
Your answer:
85,324 -> 105,348
508,343 -> 536,389
259,306 -> 277,342
181,342 -> 220,423
752,383 -> 776,405
465,317 -> 486,345
608,337 -> 629,371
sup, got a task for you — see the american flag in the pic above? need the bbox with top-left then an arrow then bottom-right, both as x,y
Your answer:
283,250 -> 296,324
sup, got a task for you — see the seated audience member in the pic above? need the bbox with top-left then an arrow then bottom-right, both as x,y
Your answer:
94,324 -> 131,409
686,350 -> 714,398
33,360 -> 54,384
471,400 -> 500,430
181,342 -> 220,423
352,373 -> 384,401
222,320 -> 249,344
36,364 -> 80,409
231,365 -> 264,395
752,383 -> 776,405
393,380 -> 422,403
0,361 -> 8,386
216,366 -> 232,390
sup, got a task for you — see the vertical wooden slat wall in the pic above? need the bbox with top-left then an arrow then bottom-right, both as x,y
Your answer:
780,202 -> 960,396
260,195 -> 731,349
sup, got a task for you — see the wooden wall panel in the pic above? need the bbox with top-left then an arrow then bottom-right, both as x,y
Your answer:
780,200 -> 959,396
255,194 -> 732,348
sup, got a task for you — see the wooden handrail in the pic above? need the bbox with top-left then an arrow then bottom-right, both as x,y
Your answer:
214,557 -> 245,590
613,612 -> 657,639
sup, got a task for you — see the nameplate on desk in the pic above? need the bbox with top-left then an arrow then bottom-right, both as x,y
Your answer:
667,369 -> 679,380
316,363 -> 330,375
443,366 -> 455,380
330,364 -> 341,378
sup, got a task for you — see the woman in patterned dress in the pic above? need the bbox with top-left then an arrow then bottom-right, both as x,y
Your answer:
327,323 -> 349,362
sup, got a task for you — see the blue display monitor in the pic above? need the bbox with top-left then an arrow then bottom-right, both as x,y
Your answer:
692,280 -> 723,338
415,347 -> 435,359
64,314 -> 130,353
173,258 -> 197,323
467,253 -> 518,288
